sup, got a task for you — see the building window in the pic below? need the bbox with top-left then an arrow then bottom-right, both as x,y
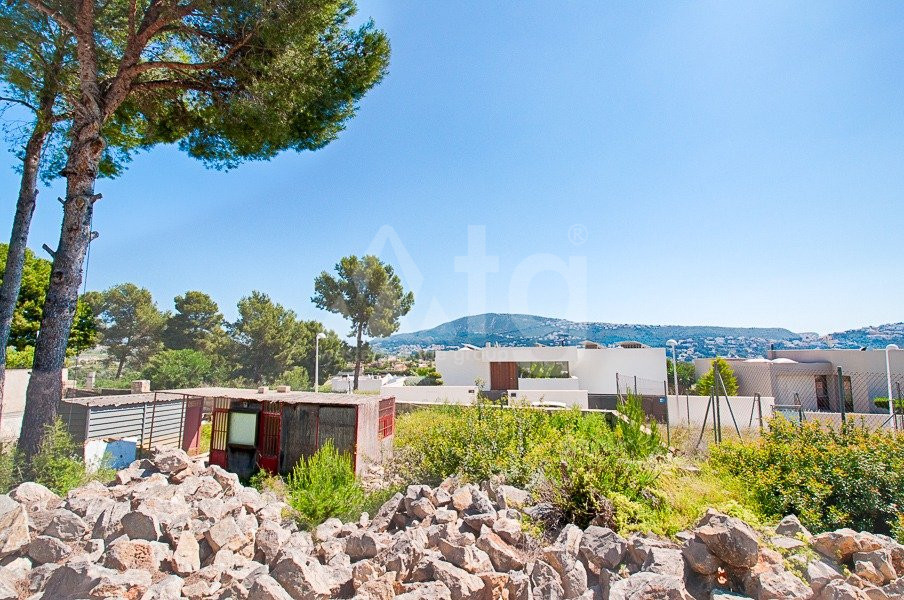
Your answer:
842,376 -> 853,412
378,397 -> 395,439
814,376 -> 830,411
517,361 -> 570,378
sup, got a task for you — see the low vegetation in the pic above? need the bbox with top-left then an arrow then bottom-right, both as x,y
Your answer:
0,419 -> 114,496
390,395 -> 762,535
713,417 -> 904,541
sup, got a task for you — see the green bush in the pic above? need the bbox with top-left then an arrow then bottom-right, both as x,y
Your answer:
29,418 -> 114,495
142,349 -> 216,389
286,440 -> 365,528
393,395 -> 666,531
712,417 -> 904,540
872,397 -> 904,411
276,366 -> 311,391
5,346 -> 34,369
695,357 -> 739,396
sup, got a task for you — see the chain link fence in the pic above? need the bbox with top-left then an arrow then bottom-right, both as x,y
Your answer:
695,358 -> 903,432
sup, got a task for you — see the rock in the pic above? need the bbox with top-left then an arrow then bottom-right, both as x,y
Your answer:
771,535 -> 806,552
9,482 -> 60,511
434,508 -> 457,524
506,571 -> 530,600
255,521 -> 290,566
346,530 -> 390,561
437,537 -> 493,574
369,493 -> 403,533
695,514 -> 760,569
382,528 -> 428,580
121,507 -> 162,541
395,581 -> 453,600
682,536 -> 721,575
204,515 -> 246,552
153,448 -> 194,474
91,501 -> 130,541
429,557 -> 488,600
172,530 -> 201,574
248,573 -> 293,600
27,535 -> 71,564
812,530 -> 883,563
641,546 -> 685,577
806,559 -> 844,592
314,518 -> 343,541
530,559 -> 564,600
543,525 -> 588,598
817,579 -> 873,600
496,485 -> 530,510
42,559 -> 123,598
608,572 -> 693,600
492,517 -> 524,547
103,538 -> 161,572
476,526 -> 526,572
410,497 -> 436,520
853,550 -> 896,585
41,507 -> 88,542
271,554 -> 333,599
775,515 -> 811,539
580,526 -> 627,572
743,568 -> 811,600
142,574 -> 185,599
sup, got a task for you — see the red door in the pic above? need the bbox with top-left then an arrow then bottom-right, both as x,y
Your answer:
182,398 -> 203,455
256,402 -> 281,474
490,362 -> 518,390
209,397 -> 230,468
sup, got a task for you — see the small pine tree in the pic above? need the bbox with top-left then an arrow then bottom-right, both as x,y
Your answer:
286,440 -> 364,528
695,357 -> 739,396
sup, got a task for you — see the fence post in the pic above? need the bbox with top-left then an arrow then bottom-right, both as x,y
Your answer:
756,393 -> 763,431
836,366 -> 846,427
616,373 -> 621,402
663,381 -> 670,447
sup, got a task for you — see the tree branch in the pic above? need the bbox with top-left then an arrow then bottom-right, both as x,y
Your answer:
22,0 -> 76,33
0,97 -> 38,112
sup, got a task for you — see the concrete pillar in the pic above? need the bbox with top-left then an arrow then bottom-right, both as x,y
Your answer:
86,371 -> 96,390
132,380 -> 151,394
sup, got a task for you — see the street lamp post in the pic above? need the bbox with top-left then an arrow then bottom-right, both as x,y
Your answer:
315,332 -> 327,393
885,344 -> 899,427
667,339 -> 679,421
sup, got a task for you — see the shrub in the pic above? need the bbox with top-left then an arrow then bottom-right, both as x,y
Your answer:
276,366 -> 311,391
285,440 -> 365,528
695,357 -> 739,396
712,417 -> 904,539
142,349 -> 215,389
28,418 -> 114,495
393,395 -> 667,531
5,346 -> 34,369
872,397 -> 904,412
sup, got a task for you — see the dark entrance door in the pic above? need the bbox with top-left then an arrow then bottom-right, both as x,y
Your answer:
490,362 -> 518,391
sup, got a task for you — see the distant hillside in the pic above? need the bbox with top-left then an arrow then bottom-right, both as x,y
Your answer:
373,313 -> 904,360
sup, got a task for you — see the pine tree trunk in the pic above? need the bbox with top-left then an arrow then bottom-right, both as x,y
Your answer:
353,325 -> 363,391
0,125 -> 48,425
115,355 -> 125,379
20,115 -> 103,459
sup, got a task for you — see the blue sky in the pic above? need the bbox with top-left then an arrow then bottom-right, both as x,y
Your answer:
2,1 -> 903,340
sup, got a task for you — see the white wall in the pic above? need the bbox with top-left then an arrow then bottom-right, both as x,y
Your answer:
667,394 -> 775,429
518,376 -> 580,390
436,346 -> 666,394
388,385 -> 479,404
328,374 -> 387,393
1,368 -> 68,441
571,348 -> 665,394
507,389 -> 588,409
435,350 -> 492,388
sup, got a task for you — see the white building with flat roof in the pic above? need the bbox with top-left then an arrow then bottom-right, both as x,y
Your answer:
435,343 -> 666,406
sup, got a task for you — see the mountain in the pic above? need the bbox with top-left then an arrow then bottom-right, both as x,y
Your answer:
373,313 -> 904,360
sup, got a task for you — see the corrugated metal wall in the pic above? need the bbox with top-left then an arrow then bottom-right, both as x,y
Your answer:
60,402 -> 89,445
72,398 -> 186,452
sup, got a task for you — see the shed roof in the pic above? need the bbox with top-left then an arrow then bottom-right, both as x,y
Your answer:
62,392 -> 191,407
62,387 -> 390,408
163,387 -> 383,406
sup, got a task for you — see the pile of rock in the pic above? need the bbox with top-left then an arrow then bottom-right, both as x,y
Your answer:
0,448 -> 901,599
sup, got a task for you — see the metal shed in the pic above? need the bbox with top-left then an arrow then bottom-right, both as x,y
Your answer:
168,387 -> 395,481
60,392 -> 204,456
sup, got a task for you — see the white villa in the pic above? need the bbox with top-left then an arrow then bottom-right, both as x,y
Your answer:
435,341 -> 666,409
